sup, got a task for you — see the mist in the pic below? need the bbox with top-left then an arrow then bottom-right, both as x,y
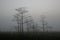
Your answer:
0,0 -> 60,32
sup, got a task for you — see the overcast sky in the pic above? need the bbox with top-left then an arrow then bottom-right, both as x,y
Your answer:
0,0 -> 60,31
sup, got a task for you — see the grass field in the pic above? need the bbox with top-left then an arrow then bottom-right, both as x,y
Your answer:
0,32 -> 60,40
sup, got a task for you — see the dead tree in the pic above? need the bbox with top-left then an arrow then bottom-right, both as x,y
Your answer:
24,16 -> 35,32
45,23 -> 52,32
40,14 -> 46,32
13,7 -> 28,32
13,7 -> 35,32
13,13 -> 21,32
23,15 -> 38,32
29,20 -> 39,32
40,14 -> 52,32
33,23 -> 40,32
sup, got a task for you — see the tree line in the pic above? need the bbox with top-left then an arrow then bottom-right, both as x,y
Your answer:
13,7 -> 53,33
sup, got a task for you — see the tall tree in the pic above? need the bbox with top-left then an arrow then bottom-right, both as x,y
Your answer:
40,14 -> 52,32
13,7 -> 28,32
13,7 -> 35,32
24,16 -> 35,32
40,14 -> 46,32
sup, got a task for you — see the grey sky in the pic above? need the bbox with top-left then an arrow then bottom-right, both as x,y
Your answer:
0,0 -> 60,31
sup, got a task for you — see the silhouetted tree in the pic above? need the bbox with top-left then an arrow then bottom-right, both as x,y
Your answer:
40,14 -> 46,32
40,14 -> 53,32
34,23 -> 40,32
45,24 -> 52,32
13,7 -> 36,32
13,7 -> 28,32
14,26 -> 18,32
13,13 -> 20,32
29,22 -> 40,32
24,16 -> 35,32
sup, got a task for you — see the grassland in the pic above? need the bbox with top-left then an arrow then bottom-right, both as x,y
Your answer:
0,32 -> 60,40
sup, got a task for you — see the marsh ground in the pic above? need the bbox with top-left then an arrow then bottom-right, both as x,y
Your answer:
0,32 -> 60,40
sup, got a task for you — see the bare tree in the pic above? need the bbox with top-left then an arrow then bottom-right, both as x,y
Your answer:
23,16 -> 40,32
29,21 -> 40,32
13,7 -> 36,33
23,15 -> 39,32
13,7 -> 28,32
45,23 -> 52,32
40,14 -> 52,32
24,16 -> 35,32
13,14 -> 20,32
40,14 -> 46,32
33,23 -> 40,32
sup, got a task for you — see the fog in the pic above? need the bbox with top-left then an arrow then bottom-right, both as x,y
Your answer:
0,0 -> 60,32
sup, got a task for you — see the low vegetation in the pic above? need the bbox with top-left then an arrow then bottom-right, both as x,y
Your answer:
0,32 -> 60,40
